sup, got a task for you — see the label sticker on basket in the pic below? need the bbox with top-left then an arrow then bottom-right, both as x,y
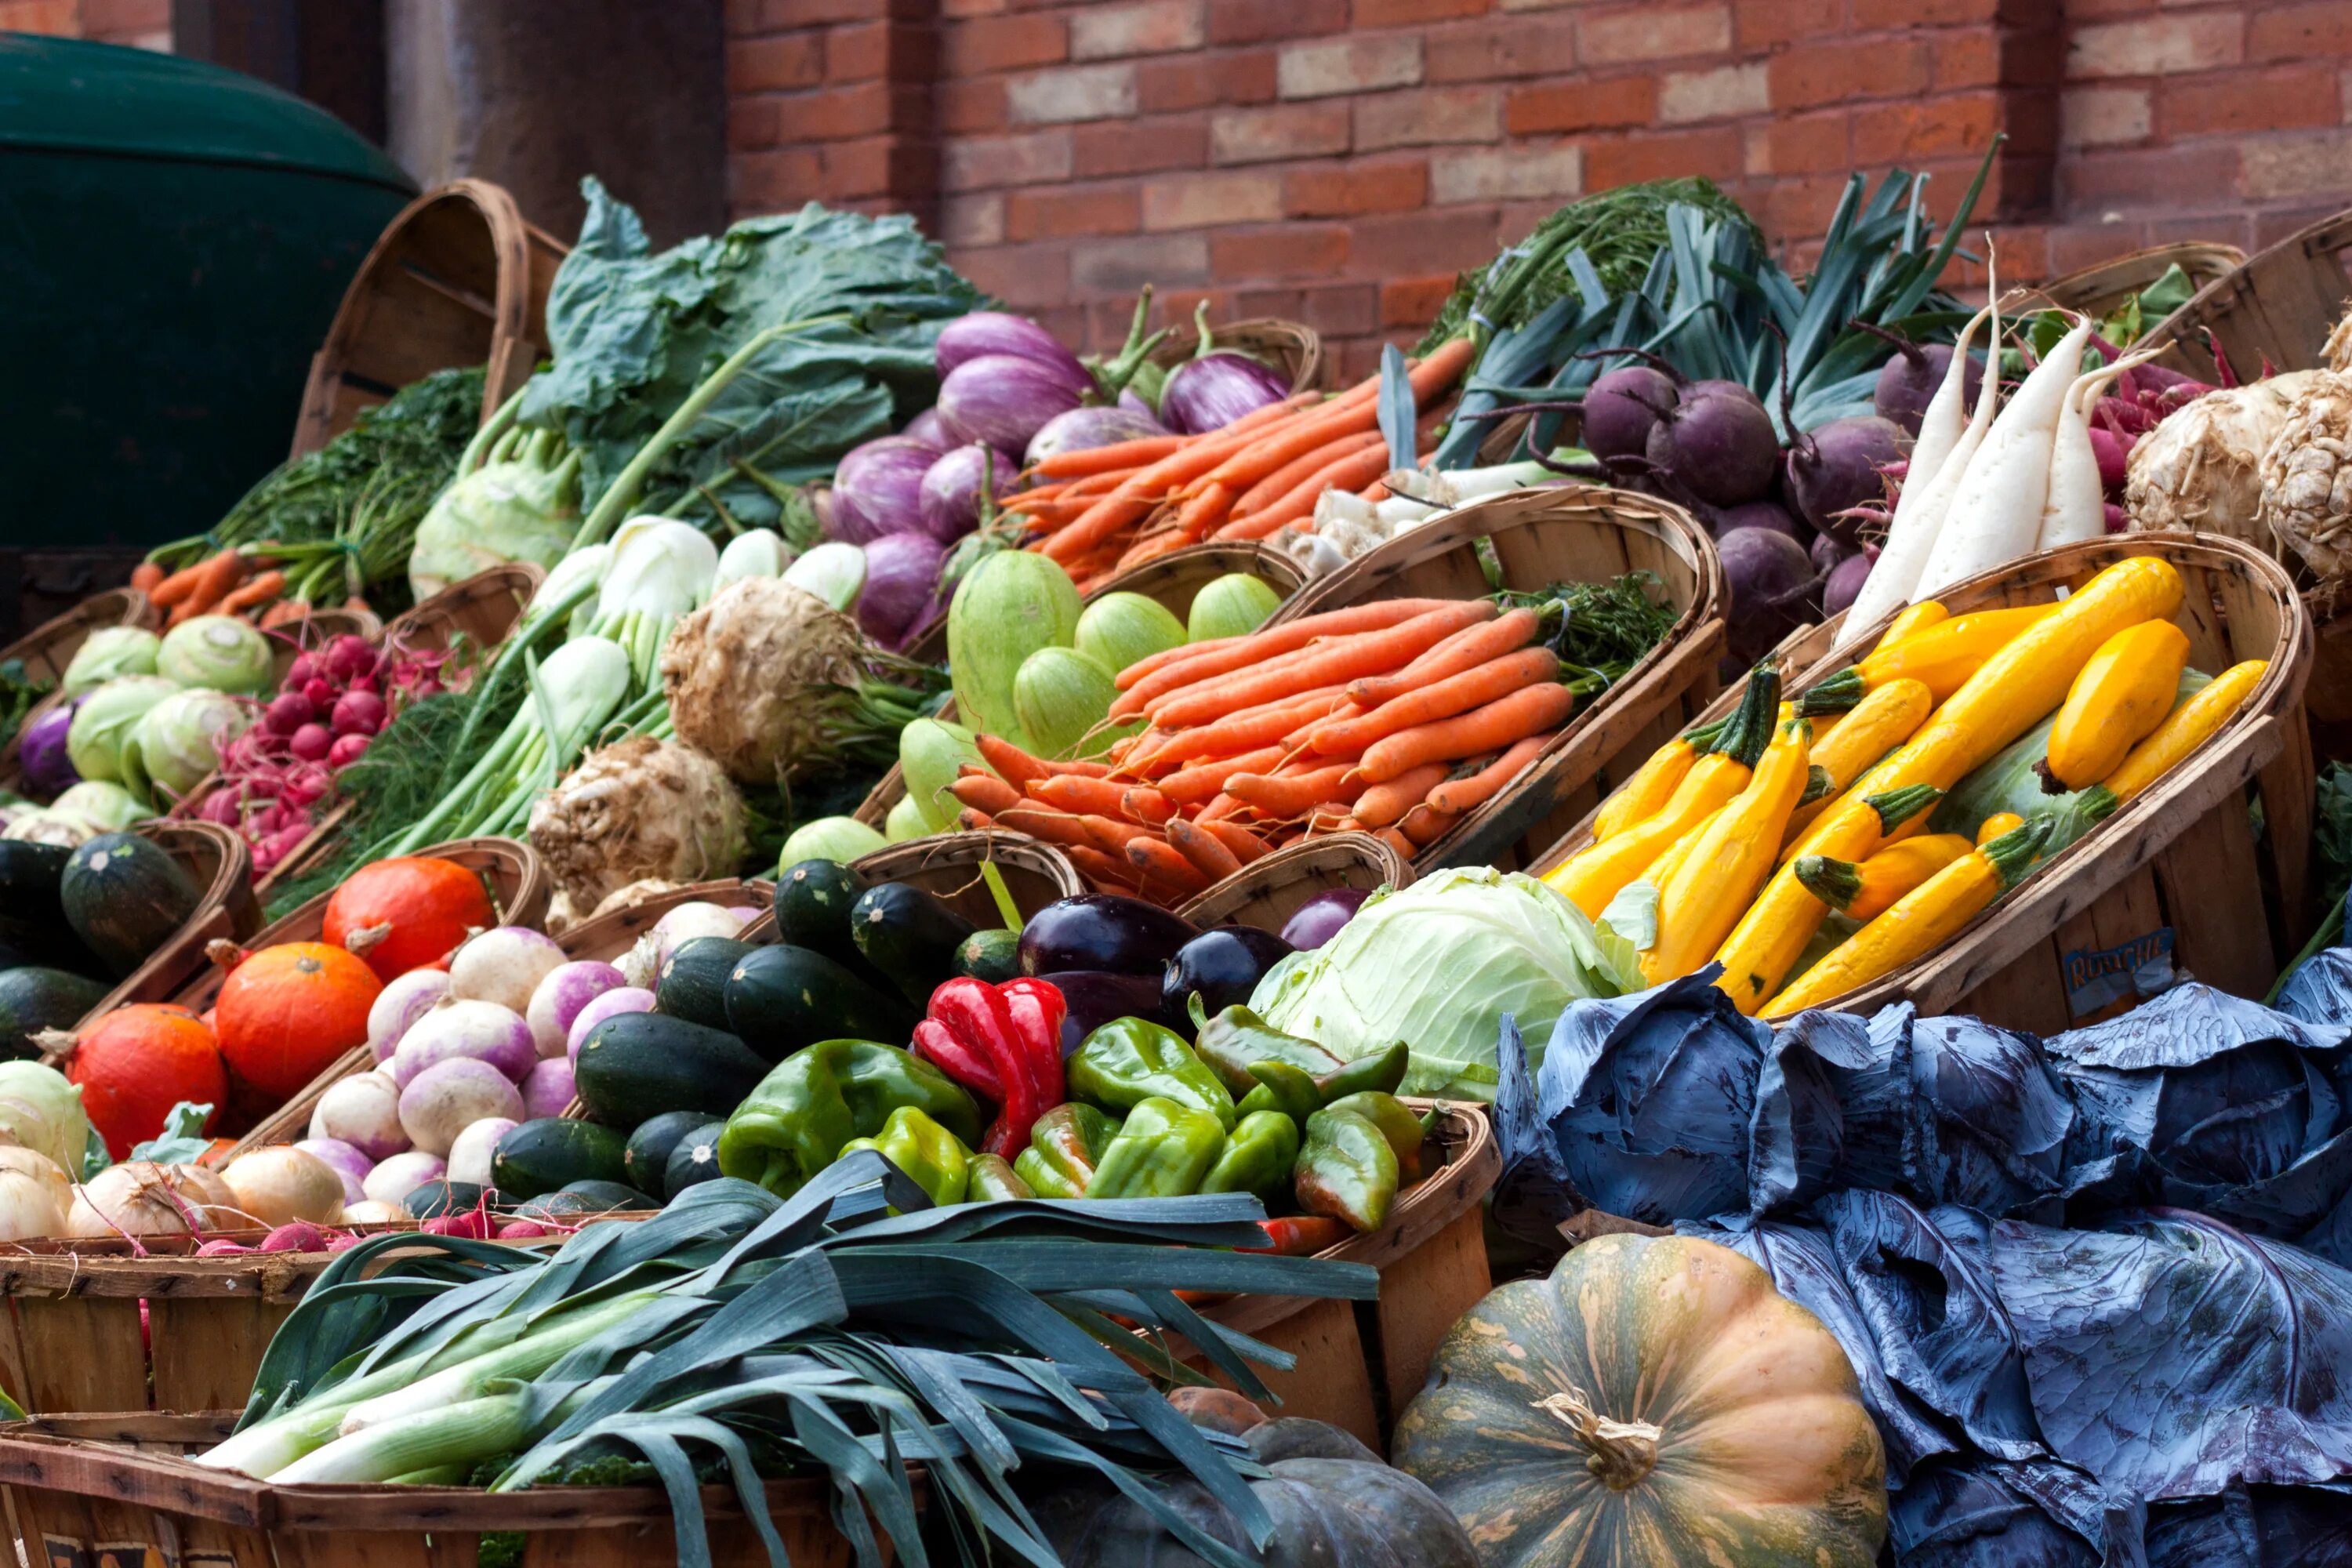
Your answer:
42,1541 -> 169,1568
2062,927 -> 2176,1017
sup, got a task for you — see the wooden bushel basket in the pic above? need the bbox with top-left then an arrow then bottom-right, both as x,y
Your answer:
1145,316 -> 1323,395
749,831 -> 1084,943
554,877 -> 773,956
291,179 -> 568,459
1533,532 -> 2315,1033
0,588 -> 157,786
1175,831 -> 1411,931
2024,241 -> 2247,323
1269,485 -> 1726,876
379,562 -> 543,661
0,1413 -> 879,1568
2139,205 -> 2352,383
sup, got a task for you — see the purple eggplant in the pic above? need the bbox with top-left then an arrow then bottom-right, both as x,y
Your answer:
1018,894 -> 1200,979
1278,888 -> 1370,951
917,443 -> 1025,544
1162,926 -> 1293,1019
1160,352 -> 1290,436
829,437 -> 942,545
857,532 -> 947,647
938,354 -> 1088,454
1038,970 -> 1178,1054
902,408 -> 952,448
1025,405 -> 1168,468
16,702 -> 78,796
936,311 -> 1091,388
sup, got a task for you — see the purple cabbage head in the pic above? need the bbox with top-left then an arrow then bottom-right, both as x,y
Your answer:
1160,351 -> 1290,436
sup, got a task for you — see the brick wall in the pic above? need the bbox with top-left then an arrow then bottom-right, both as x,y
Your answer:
724,0 -> 2352,378
1,0 -> 166,47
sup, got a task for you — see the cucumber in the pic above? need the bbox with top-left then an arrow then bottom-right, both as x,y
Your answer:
493,1118 -> 630,1200
0,966 -> 111,1060
514,1189 -> 600,1222
851,883 -> 977,1003
656,937 -> 756,1031
60,832 -> 202,978
663,1120 -> 730,1198
622,1110 -> 711,1194
560,1178 -> 659,1212
775,859 -> 871,968
724,945 -> 916,1062
405,1180 -> 493,1218
574,1011 -> 773,1127
954,927 -> 1022,984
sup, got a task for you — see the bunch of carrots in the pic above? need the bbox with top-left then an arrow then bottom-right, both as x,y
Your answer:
1006,336 -> 1477,592
132,548 -> 368,630
947,593 -> 1580,905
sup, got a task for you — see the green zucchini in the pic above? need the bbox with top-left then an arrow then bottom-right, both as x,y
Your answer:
0,967 -> 111,1060
953,927 -> 1022,984
1930,668 -> 2212,842
851,882 -> 977,1002
559,1178 -> 659,1212
655,937 -> 756,1031
663,1120 -> 730,1198
492,1118 -> 630,1200
404,1180 -> 492,1218
723,944 -> 916,1062
775,859 -> 869,965
622,1110 -> 711,1194
60,833 -> 201,978
574,1011 -> 772,1127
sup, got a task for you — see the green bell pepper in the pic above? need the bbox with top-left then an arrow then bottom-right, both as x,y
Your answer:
1196,1109 -> 1300,1202
1316,1040 -> 1410,1102
1069,1018 -> 1236,1131
1087,1096 -> 1227,1199
964,1152 -> 1033,1203
1191,1000 -> 1348,1094
1234,1060 -> 1320,1123
717,1039 -> 983,1197
1012,1103 -> 1123,1199
837,1105 -> 971,1207
1323,1091 -> 1427,1181
1295,1103 -> 1400,1231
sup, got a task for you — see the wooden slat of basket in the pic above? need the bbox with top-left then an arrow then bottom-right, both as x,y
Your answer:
0,588 -> 156,786
1144,317 -> 1323,394
2140,207 -> 2352,381
379,561 -> 542,658
1176,832 -> 1410,932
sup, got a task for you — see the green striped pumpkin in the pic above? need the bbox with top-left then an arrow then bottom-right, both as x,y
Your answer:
1392,1232 -> 1886,1568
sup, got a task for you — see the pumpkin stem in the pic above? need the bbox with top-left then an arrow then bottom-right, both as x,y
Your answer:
30,1027 -> 77,1062
205,938 -> 250,973
1534,1389 -> 1662,1491
343,921 -> 394,956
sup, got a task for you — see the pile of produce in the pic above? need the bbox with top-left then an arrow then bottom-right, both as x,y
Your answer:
1544,554 -> 2266,1017
0,833 -> 205,1058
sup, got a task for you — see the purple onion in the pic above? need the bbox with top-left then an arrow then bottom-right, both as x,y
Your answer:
18,702 -> 78,796
902,408 -> 952,448
858,532 -> 948,647
524,960 -> 626,1059
1160,352 -> 1290,436
936,311 -> 1089,388
1025,405 -> 1168,468
521,1055 -> 578,1119
390,1000 -> 538,1087
1279,888 -> 1371,951
919,444 -> 1024,543
568,986 -> 655,1062
830,437 -> 941,545
937,354 -> 1087,453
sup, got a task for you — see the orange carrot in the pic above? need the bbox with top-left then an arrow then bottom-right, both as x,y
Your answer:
1077,813 -> 1151,855
1166,817 -> 1245,881
1065,844 -> 1142,890
1035,434 -> 1187,478
1308,648 -> 1559,756
1283,701 -> 1362,750
1352,762 -> 1453,829
1198,818 -> 1269,864
994,806 -> 1095,848
1225,764 -> 1358,818
1126,836 -> 1211,897
169,551 -> 245,625
1120,786 -> 1176,827
956,808 -> 997,832
952,774 -> 1022,815
1348,605 -> 1543,708
1399,803 -> 1461,848
1174,481 -> 1237,540
1113,527 -> 1192,573
1149,601 -> 1496,729
130,561 -> 166,593
1047,757 -> 1113,779
1033,775 -> 1138,817
1358,682 -> 1577,782
1159,745 -> 1287,806
976,734 -> 1052,791
1375,826 -> 1417,858
218,569 -> 287,615
1111,598 -> 1461,717
1041,419 -> 1288,564
1146,684 -> 1350,768
1199,792 -> 1247,823
1195,339 -> 1474,495
1215,444 -> 1395,541
148,557 -> 209,607
1116,634 -> 1240,691
1243,1214 -> 1350,1256
1228,430 -> 1385,518
260,598 -> 309,630
1427,734 -> 1549,815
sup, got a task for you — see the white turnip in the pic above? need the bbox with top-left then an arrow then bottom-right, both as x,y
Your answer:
399,1059 -> 524,1157
446,1116 -> 518,1187
520,1056 -> 577,1119
310,1071 -> 408,1162
343,1198 -> 411,1224
390,1000 -> 537,1087
294,1138 -> 375,1204
448,927 -> 567,1014
361,1151 -> 447,1207
567,986 -> 655,1062
367,969 -> 451,1062
525,960 -> 626,1058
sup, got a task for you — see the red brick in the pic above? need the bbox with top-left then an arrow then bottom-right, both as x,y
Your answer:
1730,0 -> 1845,49
1851,0 -> 1991,24
2241,132 -> 2352,201
2161,68 -> 2339,139
731,147 -> 823,211
1139,49 -> 1275,112
1769,39 -> 1930,111
1331,337 -> 1389,383
1210,225 -> 1351,279
1073,234 -> 1211,291
942,130 -> 1076,191
1381,275 -> 1458,329
813,136 -> 933,204
729,97 -> 780,152
2043,223 -> 2137,277
828,20 -> 935,82
1584,126 -> 1744,188
1758,174 -> 1858,238
1849,96 -> 2001,162
724,0 -> 764,38
1142,170 -> 1284,228
1008,63 -> 1138,123
1278,35 -> 1424,99
954,245 -> 1074,308
1432,145 -> 1581,203
1207,0 -> 1348,45
1209,103 -> 1351,164
1579,5 -> 1732,66
1007,185 -> 1142,240
2249,2 -> 2352,64
941,13 -> 1066,74
1506,74 -> 1655,135
1929,30 -> 1999,91
2059,0 -> 2154,18
1426,17 -> 1574,81
938,194 -> 1006,248
937,78 -> 1009,134
1356,86 -> 1502,151
790,82 -> 927,142
1285,161 -> 1430,217
2067,14 -> 2242,79
2060,143 -> 2241,212
1300,282 -> 1379,335
1070,0 -> 1206,60
1073,116 -> 1210,176
78,0 -> 165,36
1355,0 -> 1485,22
1343,209 -> 1503,276
728,34 -> 824,94
1658,63 -> 1769,124
1235,288 -> 1310,320
942,0 -> 1007,17
1748,109 -> 1849,174
1033,307 -> 1091,350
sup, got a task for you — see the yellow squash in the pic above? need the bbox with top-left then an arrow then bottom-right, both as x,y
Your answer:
2099,658 -> 2267,804
1780,677 -> 1933,848
2044,619 -> 2192,789
1976,811 -> 2024,844
1761,819 -> 2050,1018
1642,716 -> 1813,985
1591,722 -> 1719,841
1798,604 -> 2057,717
1794,833 -> 1973,921
1873,600 -> 1949,652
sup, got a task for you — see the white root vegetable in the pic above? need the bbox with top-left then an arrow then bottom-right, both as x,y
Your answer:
343,1199 -> 411,1225
399,1059 -> 524,1157
448,927 -> 568,1016
2038,349 -> 2164,551
65,1163 -> 237,1239
0,1145 -> 71,1241
295,1138 -> 375,1205
1918,316 -> 2096,596
221,1148 -> 347,1229
362,1152 -> 446,1207
310,1070 -> 408,1161
445,1117 -> 517,1188
1842,285 -> 2002,641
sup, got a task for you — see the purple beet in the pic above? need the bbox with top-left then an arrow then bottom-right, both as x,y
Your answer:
1823,547 -> 1877,618
1581,365 -> 1678,462
1874,343 -> 1984,435
1718,525 -> 1820,667
1810,530 -> 1857,579
1782,416 -> 1906,546
1712,497 -> 1806,543
1646,381 -> 1778,508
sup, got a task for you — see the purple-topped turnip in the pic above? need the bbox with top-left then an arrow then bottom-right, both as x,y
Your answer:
829,436 -> 941,545
937,354 -> 1087,453
1580,365 -> 1679,463
309,1070 -> 407,1162
390,999 -> 538,1087
448,926 -> 566,1015
368,968 -> 451,1062
1645,381 -> 1778,507
936,311 -> 1090,387
524,960 -> 626,1058
1782,415 -> 1906,546
919,443 -> 1025,542
1717,525 -> 1820,667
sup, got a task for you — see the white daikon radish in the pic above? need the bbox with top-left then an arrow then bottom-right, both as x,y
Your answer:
1917,316 -> 2096,595
1841,284 -> 2005,641
2038,348 -> 2165,551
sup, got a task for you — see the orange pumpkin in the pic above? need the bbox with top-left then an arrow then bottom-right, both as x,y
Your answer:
322,856 -> 495,981
65,1004 -> 227,1158
215,942 -> 383,1098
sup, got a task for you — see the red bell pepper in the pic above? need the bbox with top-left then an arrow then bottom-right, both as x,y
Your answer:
918,976 -> 1066,1157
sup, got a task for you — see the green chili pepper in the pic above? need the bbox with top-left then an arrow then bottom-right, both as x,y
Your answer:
1190,999 -> 1349,1094
1234,1060 -> 1321,1122
964,1152 -> 1033,1203
717,1039 -> 983,1197
1012,1102 -> 1122,1198
1322,1091 -> 1427,1181
1069,1018 -> 1237,1131
1197,1109 -> 1301,1202
1295,1104 -> 1400,1231
1316,1039 -> 1410,1102
1087,1096 -> 1228,1200
837,1105 -> 971,1207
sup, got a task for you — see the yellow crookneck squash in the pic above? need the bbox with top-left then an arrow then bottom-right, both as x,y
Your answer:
1392,1232 -> 1887,1568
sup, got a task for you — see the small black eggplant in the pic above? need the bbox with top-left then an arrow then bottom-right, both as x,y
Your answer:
1162,926 -> 1294,1020
1018,895 -> 1200,978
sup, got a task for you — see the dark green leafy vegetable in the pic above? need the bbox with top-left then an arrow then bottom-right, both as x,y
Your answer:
0,659 -> 51,754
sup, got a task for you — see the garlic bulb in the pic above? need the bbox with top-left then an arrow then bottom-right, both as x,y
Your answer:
2125,372 -> 2322,541
2259,370 -> 2352,579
